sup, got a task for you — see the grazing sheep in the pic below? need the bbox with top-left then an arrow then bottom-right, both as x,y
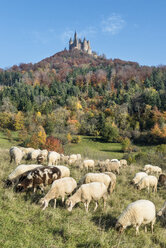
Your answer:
66,182 -> 108,212
143,164 -> 152,171
78,173 -> 112,194
5,164 -> 44,187
28,149 -> 41,160
111,159 -> 119,163
9,147 -> 25,165
132,172 -> 148,185
97,160 -> 106,168
60,154 -> 69,164
158,174 -> 166,186
136,175 -> 158,193
55,165 -> 70,178
19,147 -> 35,158
82,160 -> 95,171
115,199 -> 156,235
100,161 -> 120,174
40,149 -> 48,159
76,154 -> 81,160
40,177 -> 77,210
68,154 -> 78,164
157,201 -> 166,221
37,154 -> 44,164
37,149 -> 48,163
120,159 -> 127,167
48,151 -> 60,166
16,166 -> 61,193
103,172 -> 116,193
144,164 -> 162,175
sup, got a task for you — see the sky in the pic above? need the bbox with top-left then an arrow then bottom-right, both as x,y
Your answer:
0,0 -> 166,68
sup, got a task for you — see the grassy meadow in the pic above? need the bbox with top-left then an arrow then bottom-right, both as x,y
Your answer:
0,135 -> 166,248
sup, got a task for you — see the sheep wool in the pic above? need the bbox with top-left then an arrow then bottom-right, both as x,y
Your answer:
116,199 -> 156,235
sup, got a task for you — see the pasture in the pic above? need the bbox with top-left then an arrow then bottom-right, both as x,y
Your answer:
0,140 -> 165,247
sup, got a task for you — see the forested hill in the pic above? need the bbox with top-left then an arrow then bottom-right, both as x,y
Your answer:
0,49 -> 166,145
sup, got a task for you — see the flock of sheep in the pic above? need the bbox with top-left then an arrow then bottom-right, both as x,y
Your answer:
4,146 -> 166,235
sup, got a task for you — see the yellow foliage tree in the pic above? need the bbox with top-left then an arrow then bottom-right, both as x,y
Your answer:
14,111 -> 24,130
37,125 -> 47,145
27,126 -> 46,149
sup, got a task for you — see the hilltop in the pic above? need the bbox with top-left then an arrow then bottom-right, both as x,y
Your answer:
0,49 -> 166,147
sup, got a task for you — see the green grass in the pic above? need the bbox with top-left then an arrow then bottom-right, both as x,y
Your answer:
0,136 -> 166,248
65,136 -> 124,160
0,131 -> 19,149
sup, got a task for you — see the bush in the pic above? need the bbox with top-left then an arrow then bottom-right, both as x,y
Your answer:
71,136 -> 81,144
101,123 -> 119,142
42,136 -> 64,153
121,137 -> 131,152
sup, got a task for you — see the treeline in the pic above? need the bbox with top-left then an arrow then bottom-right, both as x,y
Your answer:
0,50 -> 166,146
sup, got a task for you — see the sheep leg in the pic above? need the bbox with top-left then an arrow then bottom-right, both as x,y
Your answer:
53,199 -> 57,209
154,185 -> 157,193
84,201 -> 90,212
62,196 -> 65,205
85,202 -> 88,212
144,226 -> 147,233
151,218 -> 156,234
103,194 -> 107,210
136,225 -> 139,236
42,201 -> 48,211
147,186 -> 149,193
94,201 -> 98,212
10,156 -> 12,163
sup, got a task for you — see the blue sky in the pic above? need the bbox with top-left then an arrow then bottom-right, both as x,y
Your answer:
0,0 -> 166,68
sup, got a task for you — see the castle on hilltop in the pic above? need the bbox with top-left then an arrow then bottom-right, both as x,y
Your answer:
69,31 -> 92,55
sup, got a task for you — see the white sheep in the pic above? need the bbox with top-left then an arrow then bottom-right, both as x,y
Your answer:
78,173 -> 112,194
100,161 -> 120,174
111,159 -> 120,163
48,151 -> 60,165
120,159 -> 127,167
76,154 -> 81,160
144,164 -> 162,175
115,199 -> 156,235
103,172 -> 116,193
143,164 -> 152,171
6,164 -> 44,186
147,165 -> 162,175
132,172 -> 148,185
66,182 -> 108,212
69,154 -> 78,164
40,149 -> 48,160
28,149 -> 41,160
9,147 -> 25,165
19,147 -> 35,157
40,177 -> 77,210
55,165 -> 70,178
60,154 -> 69,164
137,175 -> 158,193
82,159 -> 95,171
157,201 -> 166,220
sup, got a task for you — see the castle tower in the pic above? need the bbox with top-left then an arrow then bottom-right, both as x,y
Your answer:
68,31 -> 92,55
87,40 -> 92,54
69,38 -> 73,45
83,37 -> 88,51
73,31 -> 78,46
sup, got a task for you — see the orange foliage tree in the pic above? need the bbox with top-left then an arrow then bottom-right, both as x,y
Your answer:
42,136 -> 64,153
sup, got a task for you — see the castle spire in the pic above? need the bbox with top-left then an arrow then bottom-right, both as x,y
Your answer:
74,31 -> 77,41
